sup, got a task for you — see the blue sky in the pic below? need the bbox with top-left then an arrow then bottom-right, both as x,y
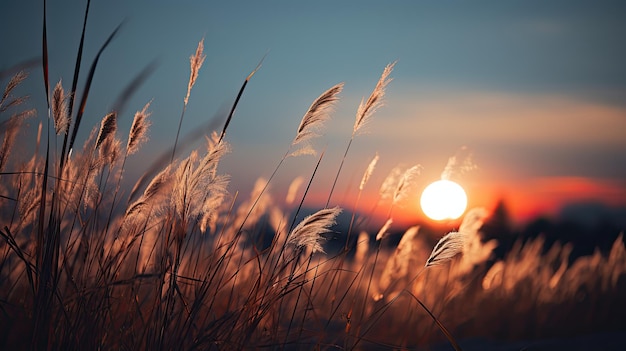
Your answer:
2,0 -> 626,223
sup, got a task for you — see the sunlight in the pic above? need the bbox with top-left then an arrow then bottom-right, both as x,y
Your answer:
420,179 -> 468,220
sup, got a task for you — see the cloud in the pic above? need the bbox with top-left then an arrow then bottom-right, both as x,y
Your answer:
378,90 -> 626,148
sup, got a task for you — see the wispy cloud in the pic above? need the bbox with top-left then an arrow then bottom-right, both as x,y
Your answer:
379,90 -> 626,147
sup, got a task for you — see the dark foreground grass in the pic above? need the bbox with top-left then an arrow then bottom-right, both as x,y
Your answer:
1,3 -> 625,350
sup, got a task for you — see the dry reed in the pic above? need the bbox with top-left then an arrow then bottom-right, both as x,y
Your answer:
127,101 -> 152,155
51,79 -> 69,135
1,8 -> 625,350
287,207 -> 342,254
291,82 -> 343,155
353,61 -> 396,136
185,38 -> 206,106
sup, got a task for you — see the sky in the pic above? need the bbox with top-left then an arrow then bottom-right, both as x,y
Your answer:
2,0 -> 626,227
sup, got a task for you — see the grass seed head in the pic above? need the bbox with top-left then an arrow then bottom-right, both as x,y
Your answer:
288,206 -> 342,254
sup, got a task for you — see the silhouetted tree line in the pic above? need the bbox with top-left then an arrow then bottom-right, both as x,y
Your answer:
481,200 -> 626,261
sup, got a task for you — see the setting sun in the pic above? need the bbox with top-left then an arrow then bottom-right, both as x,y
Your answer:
420,179 -> 468,220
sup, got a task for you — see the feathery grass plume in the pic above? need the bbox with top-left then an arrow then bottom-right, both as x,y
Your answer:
359,152 -> 379,191
375,218 -> 393,241
377,225 -> 420,300
232,177 -> 273,234
379,165 -> 403,200
194,134 -> 231,218
126,165 -> 172,218
454,207 -> 496,276
607,232 -> 626,287
287,207 -> 342,254
172,39 -> 207,162
36,121 -> 42,153
0,95 -> 29,113
355,231 -> 370,266
347,152 -> 380,245
482,260 -> 505,290
425,230 -> 466,267
51,80 -> 69,135
172,133 -> 229,222
0,71 -> 28,112
353,61 -> 395,135
291,83 -> 344,155
326,62 -> 395,206
185,38 -> 206,105
142,164 -> 172,202
459,206 -> 488,234
198,174 -> 230,233
226,82 -> 339,237
285,176 -> 304,205
441,147 -> 477,181
95,112 -> 117,149
172,151 -> 196,219
0,110 -> 36,172
392,164 -> 421,204
100,135 -> 121,166
127,101 -> 152,155
2,71 -> 28,99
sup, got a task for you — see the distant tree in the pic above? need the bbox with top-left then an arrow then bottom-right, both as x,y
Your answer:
481,199 -> 515,258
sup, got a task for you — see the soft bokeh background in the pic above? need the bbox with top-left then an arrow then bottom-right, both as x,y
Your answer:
2,0 -> 626,226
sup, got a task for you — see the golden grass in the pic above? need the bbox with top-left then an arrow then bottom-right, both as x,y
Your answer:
0,8 -> 625,351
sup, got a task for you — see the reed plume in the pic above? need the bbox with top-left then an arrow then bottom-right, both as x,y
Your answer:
326,62 -> 395,206
0,71 -> 28,112
143,165 -> 173,202
99,135 -> 121,166
441,147 -> 476,181
172,38 -> 206,162
425,209 -> 489,268
355,231 -> 370,267
379,165 -> 403,200
0,110 -> 35,172
230,83 -> 341,239
127,101 -> 152,155
459,206 -> 488,233
51,80 -> 69,135
285,176 -> 304,205
359,152 -> 379,191
198,173 -> 229,233
291,83 -> 343,155
353,61 -> 395,136
385,164 -> 421,219
377,225 -> 420,300
347,152 -> 380,245
125,165 -> 172,218
171,133 -> 229,222
185,38 -> 206,106
454,207 -> 495,276
392,164 -> 421,205
287,206 -> 342,254
375,218 -> 393,241
95,112 -> 117,150
425,230 -> 466,267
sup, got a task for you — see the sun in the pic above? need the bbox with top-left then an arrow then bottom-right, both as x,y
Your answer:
420,179 -> 468,221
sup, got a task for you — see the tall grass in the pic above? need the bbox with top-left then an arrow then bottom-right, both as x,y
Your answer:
1,5 -> 626,351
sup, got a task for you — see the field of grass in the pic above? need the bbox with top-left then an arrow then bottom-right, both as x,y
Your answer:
1,4 -> 625,350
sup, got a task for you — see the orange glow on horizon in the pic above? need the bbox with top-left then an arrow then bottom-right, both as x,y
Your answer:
301,176 -> 626,229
